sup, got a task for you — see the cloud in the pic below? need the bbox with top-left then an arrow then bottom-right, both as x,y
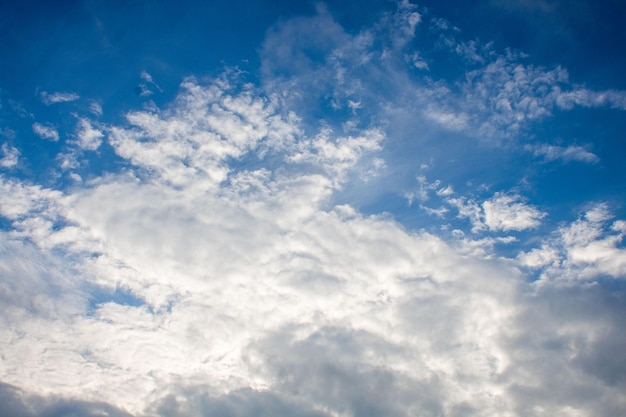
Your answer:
140,70 -> 154,83
0,383 -> 133,417
135,70 -> 163,97
527,143 -> 599,163
32,122 -> 59,142
481,193 -> 546,231
148,387 -> 332,417
2,73 -> 626,417
0,143 -> 19,168
2,2 -> 626,417
258,1 -> 626,152
74,118 -> 104,151
519,203 -> 626,281
447,192 -> 546,232
554,88 -> 626,110
89,100 -> 103,116
40,91 -> 80,105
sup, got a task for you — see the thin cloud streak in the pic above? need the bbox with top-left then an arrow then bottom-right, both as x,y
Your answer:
40,91 -> 80,105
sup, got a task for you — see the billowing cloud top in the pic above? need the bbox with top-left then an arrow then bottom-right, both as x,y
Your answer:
1,1 -> 626,417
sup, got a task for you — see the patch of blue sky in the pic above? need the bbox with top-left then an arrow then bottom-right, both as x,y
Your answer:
86,285 -> 148,315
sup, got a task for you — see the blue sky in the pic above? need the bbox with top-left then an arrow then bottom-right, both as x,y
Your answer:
1,1 -> 626,416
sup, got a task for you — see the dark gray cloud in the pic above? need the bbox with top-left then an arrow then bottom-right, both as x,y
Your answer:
150,387 -> 331,417
0,383 -> 133,417
502,284 -> 626,416
249,326 -> 446,417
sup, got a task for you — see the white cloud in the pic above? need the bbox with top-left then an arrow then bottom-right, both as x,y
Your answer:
527,143 -> 599,163
555,88 -> 626,110
75,118 -> 104,151
40,91 -> 80,105
288,126 -> 384,182
482,193 -> 546,231
405,52 -> 429,69
447,192 -> 545,232
0,143 -> 19,168
257,0 -> 626,150
437,185 -> 454,196
517,245 -> 560,268
136,71 -> 163,97
2,3 -> 626,417
140,70 -> 154,83
519,203 -> 626,282
447,196 -> 484,231
417,48 -> 626,143
423,107 -> 469,131
420,204 -> 449,218
32,122 -> 59,141
89,100 -> 103,116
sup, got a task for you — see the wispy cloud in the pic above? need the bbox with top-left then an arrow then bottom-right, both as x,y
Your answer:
527,143 -> 600,163
32,122 -> 59,141
89,100 -> 103,116
135,70 -> 163,97
0,143 -> 19,168
40,91 -> 80,105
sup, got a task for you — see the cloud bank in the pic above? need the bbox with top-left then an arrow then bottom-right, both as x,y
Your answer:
1,2 -> 626,417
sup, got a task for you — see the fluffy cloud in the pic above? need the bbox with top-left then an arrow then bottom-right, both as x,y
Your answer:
32,122 -> 59,142
443,192 -> 546,233
481,193 -> 546,231
519,203 -> 626,281
74,118 -> 104,151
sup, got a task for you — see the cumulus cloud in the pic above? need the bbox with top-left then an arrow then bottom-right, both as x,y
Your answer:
2,73 -> 625,417
74,118 -> 104,151
482,193 -> 546,231
446,192 -> 545,233
40,91 -> 80,105
519,203 -> 626,281
32,122 -> 59,142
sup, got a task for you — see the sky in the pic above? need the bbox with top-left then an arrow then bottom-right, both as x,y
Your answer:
1,0 -> 626,416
